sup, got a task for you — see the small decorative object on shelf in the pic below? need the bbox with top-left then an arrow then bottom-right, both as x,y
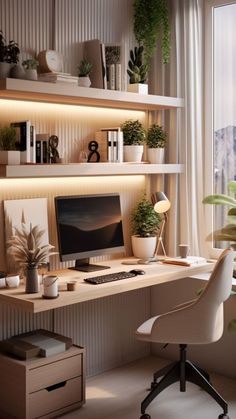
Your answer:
49,135 -> 61,163
146,123 -> 167,164
22,58 -> 39,80
0,30 -> 20,78
6,223 -> 57,293
121,119 -> 145,162
87,140 -> 100,162
0,126 -> 20,164
131,195 -> 161,260
127,46 -> 148,94
78,58 -> 93,87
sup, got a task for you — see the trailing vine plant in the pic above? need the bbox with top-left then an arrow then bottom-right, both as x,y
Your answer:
133,0 -> 170,69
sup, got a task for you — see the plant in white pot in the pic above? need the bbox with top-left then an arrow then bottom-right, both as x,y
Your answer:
22,58 -> 39,80
127,45 -> 148,94
7,223 -> 57,294
146,123 -> 167,164
131,195 -> 161,259
121,119 -> 146,162
78,59 -> 93,87
0,126 -> 20,164
0,30 -> 10,78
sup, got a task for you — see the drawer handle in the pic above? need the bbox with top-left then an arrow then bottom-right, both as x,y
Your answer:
46,381 -> 67,392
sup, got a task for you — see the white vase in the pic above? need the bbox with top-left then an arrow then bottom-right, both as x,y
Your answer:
78,76 -> 91,87
0,150 -> 20,164
0,62 -> 11,78
127,83 -> 148,94
147,148 -> 165,164
131,235 -> 157,259
123,145 -> 143,162
24,69 -> 38,81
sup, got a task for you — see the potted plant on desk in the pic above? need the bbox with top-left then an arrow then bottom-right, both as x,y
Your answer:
7,223 -> 57,293
131,195 -> 161,260
121,119 -> 146,162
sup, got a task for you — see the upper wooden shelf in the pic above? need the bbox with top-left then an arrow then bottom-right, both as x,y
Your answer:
0,163 -> 184,178
0,79 -> 184,111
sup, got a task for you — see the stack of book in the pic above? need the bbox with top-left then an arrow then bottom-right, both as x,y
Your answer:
38,72 -> 78,84
11,121 -> 36,164
105,45 -> 122,91
95,128 -> 123,162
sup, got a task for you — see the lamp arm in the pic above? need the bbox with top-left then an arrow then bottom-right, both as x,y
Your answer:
154,212 -> 168,257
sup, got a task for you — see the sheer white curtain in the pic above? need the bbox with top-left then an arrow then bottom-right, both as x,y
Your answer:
165,0 -> 207,257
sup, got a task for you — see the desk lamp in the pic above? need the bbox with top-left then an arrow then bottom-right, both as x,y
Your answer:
152,191 -> 171,258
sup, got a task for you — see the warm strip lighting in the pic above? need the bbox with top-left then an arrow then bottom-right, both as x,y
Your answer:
0,99 -> 146,120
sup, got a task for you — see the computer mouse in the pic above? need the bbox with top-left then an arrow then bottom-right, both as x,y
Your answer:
129,269 -> 146,275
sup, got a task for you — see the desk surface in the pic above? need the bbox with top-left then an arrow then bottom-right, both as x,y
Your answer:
0,259 -> 213,313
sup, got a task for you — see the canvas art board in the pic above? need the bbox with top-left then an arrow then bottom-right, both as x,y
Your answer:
4,198 -> 49,272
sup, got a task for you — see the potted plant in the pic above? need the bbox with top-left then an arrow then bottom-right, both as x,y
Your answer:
0,126 -> 20,164
0,30 -> 10,78
7,223 -> 57,293
131,195 -> 161,259
121,119 -> 146,162
78,59 -> 93,87
127,45 -> 148,94
22,58 -> 39,80
6,39 -> 23,79
146,123 -> 167,163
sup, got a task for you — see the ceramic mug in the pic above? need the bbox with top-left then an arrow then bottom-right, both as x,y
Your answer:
6,274 -> 20,288
179,244 -> 190,258
43,275 -> 58,298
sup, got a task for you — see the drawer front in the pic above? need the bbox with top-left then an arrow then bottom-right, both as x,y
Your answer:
29,376 -> 82,418
28,354 -> 82,392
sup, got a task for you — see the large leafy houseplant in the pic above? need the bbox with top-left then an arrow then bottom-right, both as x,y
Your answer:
203,180 -> 236,331
133,0 -> 170,70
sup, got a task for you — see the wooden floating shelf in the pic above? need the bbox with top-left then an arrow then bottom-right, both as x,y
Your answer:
0,78 -> 184,111
0,163 -> 184,178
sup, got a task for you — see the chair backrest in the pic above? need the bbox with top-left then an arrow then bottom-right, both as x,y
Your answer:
199,248 -> 234,305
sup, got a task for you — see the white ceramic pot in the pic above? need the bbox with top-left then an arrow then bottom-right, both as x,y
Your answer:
131,235 -> 157,259
6,274 -> 20,288
147,148 -> 165,164
124,145 -> 143,162
24,69 -> 38,81
127,83 -> 148,94
0,62 -> 11,78
0,150 -> 20,164
78,76 -> 91,87
43,275 -> 58,298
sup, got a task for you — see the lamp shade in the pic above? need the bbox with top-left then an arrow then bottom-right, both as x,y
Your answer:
152,191 -> 171,214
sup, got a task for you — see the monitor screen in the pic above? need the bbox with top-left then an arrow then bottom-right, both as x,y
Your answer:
54,193 -> 125,272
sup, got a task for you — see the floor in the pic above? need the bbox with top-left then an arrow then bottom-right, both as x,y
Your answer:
62,356 -> 236,419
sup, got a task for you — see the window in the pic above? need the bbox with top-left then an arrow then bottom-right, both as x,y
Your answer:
205,0 -> 236,256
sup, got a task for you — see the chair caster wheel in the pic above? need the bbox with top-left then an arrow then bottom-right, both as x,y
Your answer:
218,414 -> 229,419
140,414 -> 151,419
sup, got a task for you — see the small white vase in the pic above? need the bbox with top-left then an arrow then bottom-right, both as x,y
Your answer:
131,235 -> 157,259
24,69 -> 38,81
78,76 -> 91,87
0,150 -> 20,164
0,62 -> 11,78
147,148 -> 165,164
123,145 -> 143,162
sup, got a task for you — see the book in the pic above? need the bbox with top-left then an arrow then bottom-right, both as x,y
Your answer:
36,133 -> 50,163
83,39 -> 106,89
100,127 -> 123,162
38,72 -> 78,84
107,64 -> 115,90
11,120 -> 31,163
162,256 -> 206,267
105,43 -> 127,91
30,125 -> 36,163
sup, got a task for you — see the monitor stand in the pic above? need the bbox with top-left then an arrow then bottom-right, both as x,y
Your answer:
69,258 -> 110,273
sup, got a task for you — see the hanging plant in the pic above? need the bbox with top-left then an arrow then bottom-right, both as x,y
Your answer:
133,0 -> 170,68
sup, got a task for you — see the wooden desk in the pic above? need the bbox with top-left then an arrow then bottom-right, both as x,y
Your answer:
0,259 -> 213,313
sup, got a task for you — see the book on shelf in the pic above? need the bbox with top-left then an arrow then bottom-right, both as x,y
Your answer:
81,39 -> 107,89
95,127 -> 123,163
30,125 -> 36,163
38,72 -> 78,84
105,43 -> 126,91
35,133 -> 50,164
11,120 -> 31,163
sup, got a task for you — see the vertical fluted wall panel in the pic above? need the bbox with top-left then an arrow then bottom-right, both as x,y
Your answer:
54,288 -> 151,377
0,0 -> 54,59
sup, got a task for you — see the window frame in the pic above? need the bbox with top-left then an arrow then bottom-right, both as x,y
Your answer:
204,0 -> 236,258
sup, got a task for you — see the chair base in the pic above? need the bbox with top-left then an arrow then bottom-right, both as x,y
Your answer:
140,344 -> 229,419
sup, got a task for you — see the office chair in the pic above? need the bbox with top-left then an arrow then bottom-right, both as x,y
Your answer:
136,248 -> 234,419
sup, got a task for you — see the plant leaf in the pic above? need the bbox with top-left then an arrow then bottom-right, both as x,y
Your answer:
202,194 -> 236,206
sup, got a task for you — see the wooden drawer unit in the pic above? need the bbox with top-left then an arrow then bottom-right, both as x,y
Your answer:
0,345 -> 85,419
